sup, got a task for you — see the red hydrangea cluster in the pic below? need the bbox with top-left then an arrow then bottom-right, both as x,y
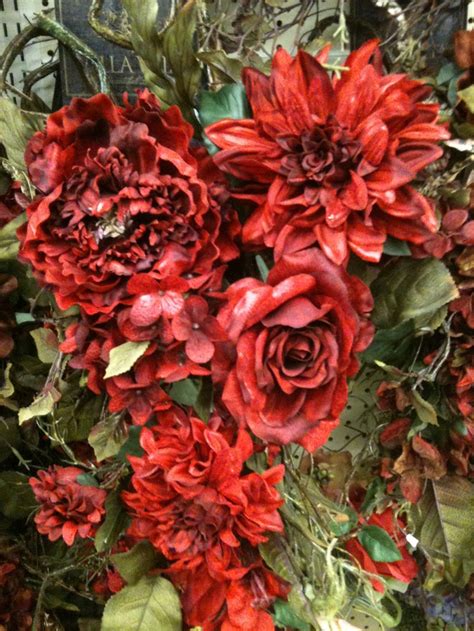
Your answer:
122,406 -> 288,629
29,466 -> 107,546
207,40 -> 449,265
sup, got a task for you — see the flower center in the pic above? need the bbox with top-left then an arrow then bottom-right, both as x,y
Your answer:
278,116 -> 361,188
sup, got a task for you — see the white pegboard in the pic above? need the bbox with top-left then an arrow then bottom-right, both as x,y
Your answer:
0,0 -> 57,107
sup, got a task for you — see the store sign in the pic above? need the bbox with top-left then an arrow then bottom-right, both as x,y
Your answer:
55,0 -> 171,99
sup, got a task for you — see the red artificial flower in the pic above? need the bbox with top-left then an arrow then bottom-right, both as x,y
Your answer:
19,90 -> 235,316
346,508 -> 418,592
29,466 -> 107,545
379,418 -> 412,449
127,274 -> 188,327
412,207 -> 474,259
106,356 -> 172,425
206,40 -> 449,265
0,274 -> 18,358
0,549 -> 35,631
389,435 -> 447,503
177,553 -> 289,631
171,295 -> 227,363
122,407 -> 284,579
0,181 -> 27,228
215,247 -> 374,450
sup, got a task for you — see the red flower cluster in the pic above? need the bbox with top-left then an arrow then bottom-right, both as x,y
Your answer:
122,406 -> 287,629
0,549 -> 35,631
215,247 -> 373,450
19,90 -> 238,316
29,466 -> 107,545
207,40 -> 449,265
345,508 -> 418,592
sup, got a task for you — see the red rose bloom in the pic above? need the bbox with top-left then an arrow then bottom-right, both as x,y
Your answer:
206,40 -> 449,265
20,90 -> 233,316
346,508 -> 418,592
215,247 -> 374,450
29,466 -> 107,545
122,407 -> 284,578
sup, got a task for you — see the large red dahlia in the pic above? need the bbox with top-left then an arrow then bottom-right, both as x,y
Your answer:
122,407 -> 284,577
206,40 -> 449,265
214,247 -> 374,450
20,90 -> 235,315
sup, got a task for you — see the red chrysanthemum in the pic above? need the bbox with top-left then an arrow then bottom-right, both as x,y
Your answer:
19,90 -> 236,316
206,40 -> 449,265
122,407 -> 284,579
178,559 -> 289,631
346,508 -> 418,592
29,466 -> 107,545
214,247 -> 374,450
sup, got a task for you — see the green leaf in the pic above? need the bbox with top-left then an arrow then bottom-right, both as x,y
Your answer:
458,85 -> 474,113
0,212 -> 26,261
111,540 -> 157,585
161,0 -> 202,104
76,473 -> 99,488
260,535 -> 317,626
95,491 -> 130,553
30,328 -> 59,364
199,83 -> 251,130
53,382 -> 103,444
256,254 -> 269,281
357,525 -> 402,562
194,379 -> 213,422
169,378 -> 200,406
101,575 -> 182,631
383,236 -> 411,257
0,98 -> 45,171
361,478 -> 386,516
370,258 -> 458,330
362,320 -> 415,364
436,62 -> 461,85
0,417 -> 21,463
18,388 -> 60,425
196,50 -> 244,83
117,425 -> 144,462
410,390 -> 438,425
0,471 -> 36,519
272,599 -> 310,631
88,417 -> 128,462
0,363 -> 15,399
412,477 -> 474,566
104,341 -> 150,379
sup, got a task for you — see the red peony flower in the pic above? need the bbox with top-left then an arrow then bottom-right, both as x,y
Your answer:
346,508 -> 418,592
29,466 -> 107,545
122,406 -> 284,579
206,40 -> 449,265
19,90 -> 235,316
214,247 -> 374,450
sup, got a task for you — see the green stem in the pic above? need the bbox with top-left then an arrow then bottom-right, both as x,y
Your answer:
34,12 -> 112,95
